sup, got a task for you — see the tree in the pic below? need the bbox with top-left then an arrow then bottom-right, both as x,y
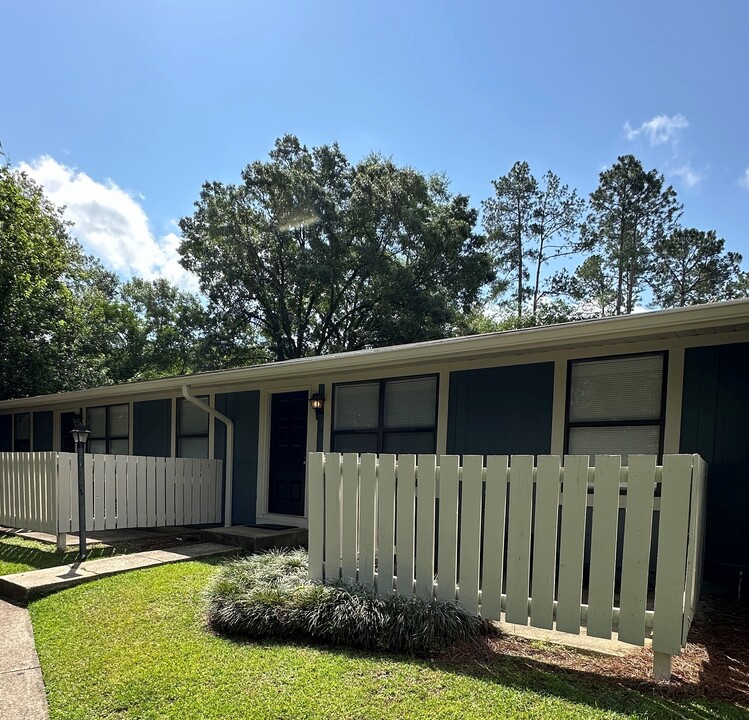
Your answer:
581,155 -> 681,315
0,160 -> 110,399
179,135 -> 493,361
650,228 -> 744,308
482,162 -> 583,319
552,255 -> 618,318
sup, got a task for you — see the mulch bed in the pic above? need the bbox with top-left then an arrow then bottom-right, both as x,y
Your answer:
438,596 -> 749,708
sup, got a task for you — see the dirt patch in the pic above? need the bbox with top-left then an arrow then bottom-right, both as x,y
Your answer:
439,597 -> 749,707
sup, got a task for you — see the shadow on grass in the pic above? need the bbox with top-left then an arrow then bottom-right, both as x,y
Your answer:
0,533 -> 117,574
252,638 -> 743,720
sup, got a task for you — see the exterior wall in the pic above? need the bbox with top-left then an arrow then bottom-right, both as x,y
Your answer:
0,415 -> 11,451
32,411 -> 53,451
133,399 -> 172,457
446,362 -> 555,456
215,390 -> 260,525
680,341 -> 749,594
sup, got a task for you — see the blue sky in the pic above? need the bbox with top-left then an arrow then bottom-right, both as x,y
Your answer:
3,1 -> 748,291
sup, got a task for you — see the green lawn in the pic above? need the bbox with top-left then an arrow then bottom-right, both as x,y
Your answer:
0,532 -> 115,576
28,559 -> 745,720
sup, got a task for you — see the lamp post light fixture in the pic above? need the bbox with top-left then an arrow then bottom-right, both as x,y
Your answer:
70,422 -> 90,562
309,392 -> 325,419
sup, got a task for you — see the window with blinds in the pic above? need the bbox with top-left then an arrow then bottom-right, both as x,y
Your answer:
332,375 -> 438,454
566,353 -> 666,461
177,396 -> 210,459
87,404 -> 129,454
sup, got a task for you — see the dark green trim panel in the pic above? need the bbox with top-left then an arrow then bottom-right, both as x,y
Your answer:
447,362 -> 555,456
33,411 -> 53,451
215,390 -> 260,526
0,415 -> 11,451
133,399 -> 172,457
681,342 -> 749,594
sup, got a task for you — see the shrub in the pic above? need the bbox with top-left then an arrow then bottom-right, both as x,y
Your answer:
204,550 -> 494,654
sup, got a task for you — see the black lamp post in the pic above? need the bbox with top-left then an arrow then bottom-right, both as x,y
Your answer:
70,423 -> 90,562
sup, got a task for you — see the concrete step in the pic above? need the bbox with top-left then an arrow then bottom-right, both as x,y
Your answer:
199,525 -> 308,552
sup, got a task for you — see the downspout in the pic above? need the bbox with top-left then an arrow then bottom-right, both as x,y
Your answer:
181,385 -> 234,528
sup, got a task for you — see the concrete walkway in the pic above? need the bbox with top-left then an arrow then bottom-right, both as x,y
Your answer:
0,599 -> 48,720
0,543 -> 232,605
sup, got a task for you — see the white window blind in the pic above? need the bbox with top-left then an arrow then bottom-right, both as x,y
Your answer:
569,354 -> 663,423
384,376 -> 437,429
333,382 -> 379,430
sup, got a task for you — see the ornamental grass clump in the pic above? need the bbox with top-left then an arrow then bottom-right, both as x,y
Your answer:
204,550 -> 493,654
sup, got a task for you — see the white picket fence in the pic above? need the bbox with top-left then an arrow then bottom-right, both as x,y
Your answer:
308,453 -> 707,680
0,451 -> 223,536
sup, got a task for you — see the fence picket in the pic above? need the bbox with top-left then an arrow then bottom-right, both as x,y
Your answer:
458,455 -> 483,615
191,460 -> 201,526
505,455 -> 534,624
136,457 -> 148,528
174,458 -> 185,526
618,455 -> 656,646
652,455 -> 693,655
415,454 -> 436,600
530,455 -> 561,629
307,453 -> 325,582
376,454 -> 396,595
480,455 -> 508,619
359,454 -> 377,588
586,455 -> 622,639
165,457 -> 176,526
556,455 -> 589,634
396,455 -> 417,596
104,455 -> 116,529
156,457 -> 167,526
324,453 -> 342,582
341,453 -> 359,581
437,455 -> 460,603
115,455 -> 127,528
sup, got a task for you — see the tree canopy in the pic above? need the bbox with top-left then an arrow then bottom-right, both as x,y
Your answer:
179,135 -> 494,360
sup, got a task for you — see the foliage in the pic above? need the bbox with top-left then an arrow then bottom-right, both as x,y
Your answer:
179,135 -> 494,361
482,162 -> 583,319
578,155 -> 681,315
0,161 -> 111,399
205,550 -> 491,654
650,228 -> 745,307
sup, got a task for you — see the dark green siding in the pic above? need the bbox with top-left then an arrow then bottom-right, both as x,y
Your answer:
0,415 -> 11,451
33,411 -> 54,451
447,362 -> 555,456
681,342 -> 749,593
133,399 -> 172,457
215,390 -> 260,525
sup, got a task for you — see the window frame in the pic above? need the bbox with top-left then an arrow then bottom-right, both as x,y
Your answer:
564,351 -> 669,459
331,373 -> 439,454
176,395 -> 210,459
86,403 -> 130,455
13,412 -> 31,452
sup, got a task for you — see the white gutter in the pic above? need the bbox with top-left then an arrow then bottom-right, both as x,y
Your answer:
181,385 -> 234,528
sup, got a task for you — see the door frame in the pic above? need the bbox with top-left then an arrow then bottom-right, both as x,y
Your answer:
255,385 -> 317,527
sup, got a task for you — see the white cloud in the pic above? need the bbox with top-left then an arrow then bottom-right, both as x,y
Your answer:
18,156 -> 199,292
624,114 -> 689,146
739,168 -> 749,190
671,163 -> 702,189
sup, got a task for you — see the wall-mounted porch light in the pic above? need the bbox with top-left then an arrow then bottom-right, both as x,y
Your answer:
70,422 -> 90,562
309,392 -> 325,420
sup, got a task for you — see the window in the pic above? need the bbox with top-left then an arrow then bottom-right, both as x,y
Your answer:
332,375 -> 438,454
566,353 -> 666,460
177,396 -> 210,458
14,413 -> 31,452
87,404 -> 129,454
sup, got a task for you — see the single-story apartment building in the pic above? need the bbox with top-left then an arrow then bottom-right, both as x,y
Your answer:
1,299 -> 748,595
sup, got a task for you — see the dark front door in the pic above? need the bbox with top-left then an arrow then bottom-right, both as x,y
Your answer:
268,391 -> 308,516
60,411 -> 81,453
